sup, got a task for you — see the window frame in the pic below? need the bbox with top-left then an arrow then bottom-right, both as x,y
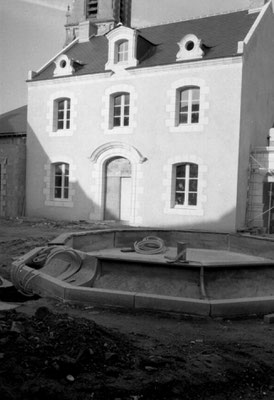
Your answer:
110,92 -> 130,128
177,86 -> 200,126
54,98 -> 71,132
172,163 -> 199,208
115,40 -> 129,63
53,163 -> 70,201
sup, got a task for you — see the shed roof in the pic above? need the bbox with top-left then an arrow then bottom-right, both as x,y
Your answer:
0,106 -> 27,136
33,9 -> 259,81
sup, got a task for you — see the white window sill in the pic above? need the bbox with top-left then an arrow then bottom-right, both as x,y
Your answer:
49,129 -> 73,137
45,200 -> 73,208
164,206 -> 204,216
105,126 -> 133,135
169,123 -> 204,133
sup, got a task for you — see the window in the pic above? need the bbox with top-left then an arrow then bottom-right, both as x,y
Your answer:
112,93 -> 130,127
116,40 -> 129,63
56,98 -> 70,130
178,87 -> 200,125
86,0 -> 98,18
174,163 -> 198,206
54,163 -> 69,200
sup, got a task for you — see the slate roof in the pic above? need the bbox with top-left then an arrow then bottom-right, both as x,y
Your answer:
33,9 -> 259,81
0,105 -> 27,136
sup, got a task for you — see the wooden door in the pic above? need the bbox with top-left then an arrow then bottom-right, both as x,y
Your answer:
104,157 -> 131,221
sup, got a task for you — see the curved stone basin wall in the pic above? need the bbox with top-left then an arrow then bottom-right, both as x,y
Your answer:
50,229 -> 274,260
10,229 -> 274,317
53,229 -> 230,252
48,228 -> 274,301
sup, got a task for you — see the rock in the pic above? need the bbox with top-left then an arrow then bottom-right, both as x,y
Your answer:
0,337 -> 8,345
66,374 -> 75,382
10,321 -> 24,334
105,352 -> 118,363
35,306 -> 50,320
145,366 -> 157,372
15,335 -> 28,345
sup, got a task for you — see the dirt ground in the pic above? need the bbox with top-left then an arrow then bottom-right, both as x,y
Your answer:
1,217 -> 274,400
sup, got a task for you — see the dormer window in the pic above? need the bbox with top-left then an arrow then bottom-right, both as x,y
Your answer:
116,40 -> 129,63
105,25 -> 138,72
54,55 -> 74,77
176,34 -> 204,61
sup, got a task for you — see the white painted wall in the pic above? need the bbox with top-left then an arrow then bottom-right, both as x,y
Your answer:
26,55 -> 243,231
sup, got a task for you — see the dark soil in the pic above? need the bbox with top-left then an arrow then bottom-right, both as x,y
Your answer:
1,218 -> 274,399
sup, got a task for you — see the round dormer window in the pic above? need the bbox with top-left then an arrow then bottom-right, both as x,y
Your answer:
60,60 -> 67,68
177,34 -> 204,61
54,54 -> 74,77
185,41 -> 195,51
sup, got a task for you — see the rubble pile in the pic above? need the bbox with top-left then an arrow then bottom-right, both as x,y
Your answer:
0,307 -> 142,400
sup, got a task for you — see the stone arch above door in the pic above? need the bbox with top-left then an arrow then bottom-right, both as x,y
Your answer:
89,142 -> 147,165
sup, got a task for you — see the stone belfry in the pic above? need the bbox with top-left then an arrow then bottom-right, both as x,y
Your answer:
65,0 -> 132,45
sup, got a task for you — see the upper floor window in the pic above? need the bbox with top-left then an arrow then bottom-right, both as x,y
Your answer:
112,93 -> 130,127
54,163 -> 69,200
177,87 -> 200,125
174,163 -> 198,207
116,40 -> 129,63
56,98 -> 71,130
86,0 -> 98,18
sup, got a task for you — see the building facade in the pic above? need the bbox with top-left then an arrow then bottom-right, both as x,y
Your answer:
0,106 -> 27,217
25,0 -> 274,232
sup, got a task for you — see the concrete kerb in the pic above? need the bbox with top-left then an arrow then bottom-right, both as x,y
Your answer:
134,293 -> 210,316
64,286 -> 135,309
209,297 -> 274,317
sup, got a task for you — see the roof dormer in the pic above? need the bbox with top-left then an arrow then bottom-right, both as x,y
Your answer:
54,55 -> 75,77
105,25 -> 138,72
176,34 -> 204,61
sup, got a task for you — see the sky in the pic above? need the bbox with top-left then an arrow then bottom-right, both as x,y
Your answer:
0,0 -> 251,115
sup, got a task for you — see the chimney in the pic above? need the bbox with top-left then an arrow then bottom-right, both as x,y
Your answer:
78,20 -> 97,42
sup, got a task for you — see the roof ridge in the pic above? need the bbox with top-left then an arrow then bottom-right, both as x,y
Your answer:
135,7 -> 251,29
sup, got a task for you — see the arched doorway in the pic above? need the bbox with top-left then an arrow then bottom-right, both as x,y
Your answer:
104,157 -> 132,221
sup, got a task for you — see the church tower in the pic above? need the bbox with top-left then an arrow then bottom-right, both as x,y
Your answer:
65,0 -> 132,45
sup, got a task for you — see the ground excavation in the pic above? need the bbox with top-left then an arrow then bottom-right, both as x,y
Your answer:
1,218 -> 274,400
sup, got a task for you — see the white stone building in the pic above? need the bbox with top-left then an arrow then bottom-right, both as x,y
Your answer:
25,0 -> 274,232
